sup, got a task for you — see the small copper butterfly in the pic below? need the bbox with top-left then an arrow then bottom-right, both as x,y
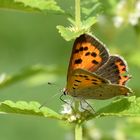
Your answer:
63,34 -> 132,99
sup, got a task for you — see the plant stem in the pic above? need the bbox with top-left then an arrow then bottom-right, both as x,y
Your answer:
74,1 -> 82,139
75,123 -> 83,140
75,0 -> 81,30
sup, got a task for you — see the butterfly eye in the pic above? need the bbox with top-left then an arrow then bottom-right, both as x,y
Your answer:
62,88 -> 67,95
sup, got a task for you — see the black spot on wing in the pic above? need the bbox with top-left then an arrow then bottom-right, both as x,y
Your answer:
85,52 -> 90,56
83,47 -> 88,50
74,59 -> 82,64
79,46 -> 84,51
120,62 -> 124,66
74,46 -> 88,53
122,67 -> 126,71
85,78 -> 90,80
92,79 -> 98,82
83,75 -> 88,78
91,52 -> 97,57
75,80 -> 81,82
74,84 -> 78,86
122,81 -> 126,85
115,69 -> 120,74
101,79 -> 107,83
74,49 -> 79,53
92,60 -> 99,64
118,76 -> 121,79
92,82 -> 98,85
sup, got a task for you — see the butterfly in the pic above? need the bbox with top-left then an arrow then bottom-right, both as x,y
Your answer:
63,34 -> 132,100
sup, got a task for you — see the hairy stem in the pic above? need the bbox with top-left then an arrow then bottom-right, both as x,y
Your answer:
75,123 -> 83,140
75,0 -> 81,30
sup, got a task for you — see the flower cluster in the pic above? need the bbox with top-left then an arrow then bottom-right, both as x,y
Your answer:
113,0 -> 140,27
60,100 -> 93,123
61,102 -> 80,122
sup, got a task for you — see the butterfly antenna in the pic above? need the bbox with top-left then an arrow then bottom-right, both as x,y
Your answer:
47,82 -> 57,86
39,92 -> 61,109
39,82 -> 62,109
39,81 -> 63,108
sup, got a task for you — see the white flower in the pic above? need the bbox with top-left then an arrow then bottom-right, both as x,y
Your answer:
136,0 -> 140,12
117,0 -> 126,11
128,13 -> 139,26
113,16 -> 124,28
128,0 -> 140,26
113,0 -> 140,27
61,103 -> 72,114
68,115 -> 77,122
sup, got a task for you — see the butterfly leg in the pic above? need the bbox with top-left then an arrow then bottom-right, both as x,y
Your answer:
59,94 -> 76,111
80,100 -> 95,113
59,94 -> 69,104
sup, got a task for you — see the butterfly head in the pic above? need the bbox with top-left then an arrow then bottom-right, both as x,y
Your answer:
62,88 -> 68,95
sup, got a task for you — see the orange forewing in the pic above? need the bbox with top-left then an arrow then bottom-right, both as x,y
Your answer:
67,34 -> 109,80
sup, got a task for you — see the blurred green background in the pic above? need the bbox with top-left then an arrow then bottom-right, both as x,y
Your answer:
0,0 -> 140,140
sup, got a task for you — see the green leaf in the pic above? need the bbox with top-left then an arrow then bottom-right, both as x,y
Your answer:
82,17 -> 97,30
0,100 -> 63,120
57,25 -> 85,41
0,0 -> 64,13
93,96 -> 140,118
57,17 -> 97,41
81,0 -> 101,17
